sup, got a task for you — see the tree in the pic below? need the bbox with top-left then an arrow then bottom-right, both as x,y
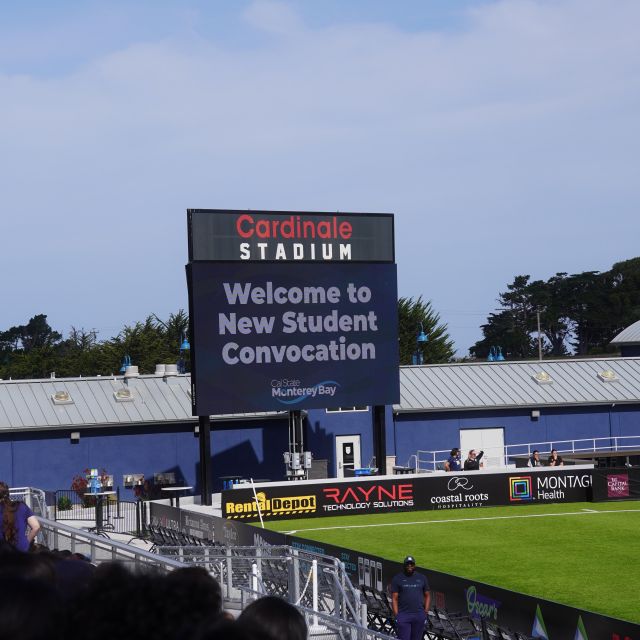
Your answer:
528,274 -> 571,357
563,271 -> 605,355
606,257 -> 640,339
0,310 -> 191,379
398,297 -> 454,364
104,312 -> 188,374
470,309 -> 537,360
0,314 -> 63,378
470,276 -> 538,359
470,257 -> 640,358
20,314 -> 62,352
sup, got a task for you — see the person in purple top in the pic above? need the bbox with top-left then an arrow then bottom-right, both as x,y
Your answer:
390,555 -> 431,640
0,481 -> 41,552
444,448 -> 462,471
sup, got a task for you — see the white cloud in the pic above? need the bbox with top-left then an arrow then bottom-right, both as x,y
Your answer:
243,0 -> 305,36
1,0 -> 639,352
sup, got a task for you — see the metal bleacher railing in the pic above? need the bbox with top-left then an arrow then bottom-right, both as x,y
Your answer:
34,517 -> 393,638
416,434 -> 640,472
155,542 -> 366,626
22,489 -> 535,640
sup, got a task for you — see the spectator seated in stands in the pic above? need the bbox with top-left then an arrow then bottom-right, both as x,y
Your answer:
68,563 -> 225,640
237,595 -> 308,640
547,449 -> 564,466
527,450 -> 544,467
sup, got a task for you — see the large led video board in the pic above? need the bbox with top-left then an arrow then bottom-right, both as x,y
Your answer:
186,210 -> 398,415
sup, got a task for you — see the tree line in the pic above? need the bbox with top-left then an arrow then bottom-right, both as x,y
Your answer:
0,311 -> 190,380
0,300 -> 455,380
470,257 -> 640,359
3,253 -> 637,380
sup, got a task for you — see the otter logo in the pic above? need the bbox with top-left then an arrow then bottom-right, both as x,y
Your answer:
447,477 -> 474,492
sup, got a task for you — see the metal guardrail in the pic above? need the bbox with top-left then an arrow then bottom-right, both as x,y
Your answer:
34,517 -> 380,636
156,544 -> 365,626
52,489 -> 143,536
37,517 -> 184,570
416,435 -> 640,472
238,584 -> 392,640
31,516 -> 536,639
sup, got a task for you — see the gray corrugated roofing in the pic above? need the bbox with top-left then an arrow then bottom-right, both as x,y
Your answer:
3,357 -> 640,430
396,357 -> 640,413
0,374 -> 283,432
611,319 -> 640,345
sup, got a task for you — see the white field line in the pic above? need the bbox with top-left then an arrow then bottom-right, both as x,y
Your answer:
284,508 -> 640,535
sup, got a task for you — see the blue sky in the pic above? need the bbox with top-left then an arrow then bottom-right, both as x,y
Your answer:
1,0 -> 639,356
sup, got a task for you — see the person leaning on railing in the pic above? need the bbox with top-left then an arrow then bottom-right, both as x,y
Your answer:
0,481 -> 41,552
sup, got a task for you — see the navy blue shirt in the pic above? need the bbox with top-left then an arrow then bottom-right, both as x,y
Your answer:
447,455 -> 462,471
390,571 -> 429,613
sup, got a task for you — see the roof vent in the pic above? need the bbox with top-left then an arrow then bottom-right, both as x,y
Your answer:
114,387 -> 134,402
164,364 -> 178,377
124,365 -> 139,378
52,390 -> 73,405
532,371 -> 552,385
598,369 -> 618,382
155,364 -> 166,376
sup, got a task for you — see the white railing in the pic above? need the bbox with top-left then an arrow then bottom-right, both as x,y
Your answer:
9,486 -> 48,517
416,435 -> 640,473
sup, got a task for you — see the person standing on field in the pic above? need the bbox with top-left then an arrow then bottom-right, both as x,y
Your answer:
390,555 -> 431,640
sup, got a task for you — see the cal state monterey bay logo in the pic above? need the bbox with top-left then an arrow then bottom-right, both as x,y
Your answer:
271,378 -> 340,404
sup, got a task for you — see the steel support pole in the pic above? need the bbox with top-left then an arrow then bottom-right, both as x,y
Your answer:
373,405 -> 386,475
198,415 -> 212,506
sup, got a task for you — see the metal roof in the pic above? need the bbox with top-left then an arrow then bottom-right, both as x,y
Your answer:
0,374 -> 283,432
396,357 -> 640,413
611,320 -> 640,345
3,357 -> 640,429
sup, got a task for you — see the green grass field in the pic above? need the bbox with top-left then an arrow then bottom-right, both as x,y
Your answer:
266,501 -> 640,623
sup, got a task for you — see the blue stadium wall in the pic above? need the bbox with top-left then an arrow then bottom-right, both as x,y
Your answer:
0,407 -> 386,493
392,403 -> 640,466
305,406 -> 394,476
1,403 -> 638,492
0,416 -> 293,494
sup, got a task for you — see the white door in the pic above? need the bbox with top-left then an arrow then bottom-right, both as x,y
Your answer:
335,435 -> 361,478
459,428 -> 505,469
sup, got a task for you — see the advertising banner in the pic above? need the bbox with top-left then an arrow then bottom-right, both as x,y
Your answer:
149,501 -> 640,640
187,209 -> 395,263
187,261 -> 399,414
221,468 -> 594,521
591,467 -> 640,502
